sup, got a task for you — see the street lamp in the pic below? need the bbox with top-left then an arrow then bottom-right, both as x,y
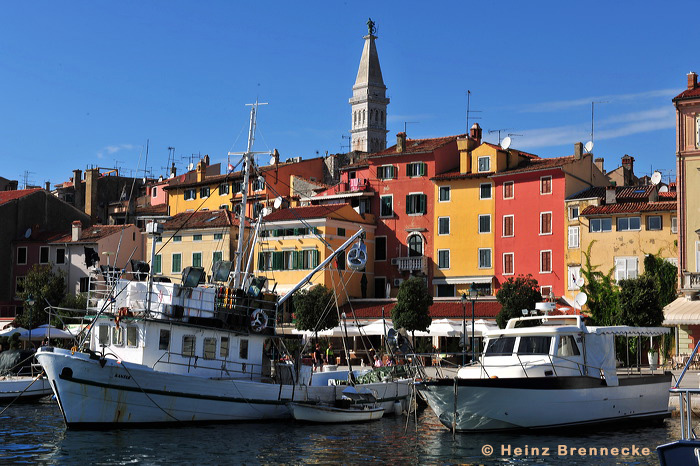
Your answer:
460,293 -> 467,365
26,294 -> 35,347
469,283 -> 478,363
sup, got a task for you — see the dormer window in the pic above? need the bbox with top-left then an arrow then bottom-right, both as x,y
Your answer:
478,156 -> 490,172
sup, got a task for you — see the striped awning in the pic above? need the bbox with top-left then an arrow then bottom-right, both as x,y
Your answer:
663,297 -> 700,325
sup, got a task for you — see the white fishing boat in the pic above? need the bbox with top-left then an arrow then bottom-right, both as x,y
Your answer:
288,386 -> 384,423
417,312 -> 671,432
0,350 -> 52,402
35,103 -> 411,428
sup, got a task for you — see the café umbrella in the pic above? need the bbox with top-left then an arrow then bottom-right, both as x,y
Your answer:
19,325 -> 76,341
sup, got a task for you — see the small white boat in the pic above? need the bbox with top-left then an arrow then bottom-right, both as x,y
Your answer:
289,386 -> 385,423
0,350 -> 52,402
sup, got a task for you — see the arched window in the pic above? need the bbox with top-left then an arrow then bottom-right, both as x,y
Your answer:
408,234 -> 423,257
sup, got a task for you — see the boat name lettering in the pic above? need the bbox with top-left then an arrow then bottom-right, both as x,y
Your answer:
114,373 -> 131,380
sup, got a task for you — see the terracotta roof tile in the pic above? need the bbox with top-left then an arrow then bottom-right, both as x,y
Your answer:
50,225 -> 137,244
161,210 -> 237,231
0,188 -> 42,205
431,170 -> 494,181
674,86 -> 700,101
370,134 -> 465,158
580,201 -> 677,216
340,299 -> 502,319
491,156 -> 576,177
264,204 -> 349,222
135,204 -> 169,216
658,191 -> 677,199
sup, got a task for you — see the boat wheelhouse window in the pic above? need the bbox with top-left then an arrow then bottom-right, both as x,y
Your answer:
111,327 -> 124,346
239,339 -> 249,360
517,336 -> 552,355
182,335 -> 196,357
220,337 -> 229,358
557,335 -> 580,357
485,337 -> 516,356
159,329 -> 170,350
98,325 -> 109,346
203,338 -> 216,360
126,327 -> 138,347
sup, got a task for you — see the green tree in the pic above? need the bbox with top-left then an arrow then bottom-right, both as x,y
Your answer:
495,275 -> 542,328
14,265 -> 66,329
580,241 -> 619,326
391,277 -> 432,340
617,276 -> 664,327
293,285 -> 338,338
642,253 -> 678,308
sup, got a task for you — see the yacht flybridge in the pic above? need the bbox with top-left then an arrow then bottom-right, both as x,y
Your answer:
418,314 -> 671,432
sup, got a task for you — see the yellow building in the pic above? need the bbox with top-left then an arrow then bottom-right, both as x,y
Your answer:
431,125 -> 536,297
565,185 -> 677,306
145,210 -> 243,283
254,204 -> 375,305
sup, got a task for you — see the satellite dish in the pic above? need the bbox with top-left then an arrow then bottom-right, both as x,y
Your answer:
584,141 -> 594,153
269,157 -> 276,166
575,276 -> 585,288
500,136 -> 512,150
24,228 -> 32,239
659,185 -> 669,193
574,292 -> 588,308
273,197 -> 283,209
261,207 -> 272,217
650,171 -> 662,186
521,309 -> 529,316
187,163 -> 194,171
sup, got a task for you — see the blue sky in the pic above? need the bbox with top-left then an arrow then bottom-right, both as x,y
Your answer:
1,1 -> 693,187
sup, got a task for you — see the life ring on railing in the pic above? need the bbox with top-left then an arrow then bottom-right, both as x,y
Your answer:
115,307 -> 130,329
347,242 -> 368,271
250,309 -> 268,333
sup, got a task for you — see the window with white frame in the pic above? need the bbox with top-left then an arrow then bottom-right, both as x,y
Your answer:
219,183 -> 229,195
540,212 -> 552,235
615,257 -> 638,281
617,216 -> 641,231
159,329 -> 170,351
503,181 -> 514,199
406,193 -> 427,215
405,162 -> 427,177
479,214 -> 491,234
182,335 -> 196,357
540,250 -> 552,273
477,156 -> 490,172
184,188 -> 196,201
568,266 -> 582,290
252,177 -> 265,191
439,186 -> 451,202
540,286 -> 552,298
568,226 -> 580,249
569,206 -> 579,220
540,176 -> 552,194
380,195 -> 393,217
647,215 -> 662,231
503,253 -> 514,275
200,187 -> 210,198
408,235 -> 423,257
478,248 -> 492,268
126,326 -> 139,347
590,218 -> 612,232
671,216 -> 678,234
203,338 -> 216,359
376,165 -> 397,180
151,186 -> 158,198
438,250 -> 450,269
39,246 -> 49,264
438,217 -> 450,235
503,215 -> 514,237
111,327 -> 124,346
220,337 -> 229,358
480,183 -> 492,200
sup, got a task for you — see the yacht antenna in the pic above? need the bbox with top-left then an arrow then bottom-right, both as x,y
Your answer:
228,100 -> 272,288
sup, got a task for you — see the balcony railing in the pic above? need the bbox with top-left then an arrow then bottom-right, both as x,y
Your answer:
391,256 -> 426,272
683,273 -> 700,290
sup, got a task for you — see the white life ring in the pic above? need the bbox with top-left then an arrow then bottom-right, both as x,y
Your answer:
250,309 -> 268,332
347,243 -> 367,271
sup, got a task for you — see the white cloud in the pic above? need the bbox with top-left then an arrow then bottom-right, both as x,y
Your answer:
96,144 -> 136,159
519,89 -> 678,113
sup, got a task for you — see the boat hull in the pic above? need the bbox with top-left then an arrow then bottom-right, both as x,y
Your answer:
418,373 -> 672,432
36,348 -> 410,427
0,376 -> 52,402
288,402 -> 384,423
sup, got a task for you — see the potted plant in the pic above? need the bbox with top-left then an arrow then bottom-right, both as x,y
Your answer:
648,341 -> 659,370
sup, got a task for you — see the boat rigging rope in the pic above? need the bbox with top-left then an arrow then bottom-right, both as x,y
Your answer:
0,370 -> 45,417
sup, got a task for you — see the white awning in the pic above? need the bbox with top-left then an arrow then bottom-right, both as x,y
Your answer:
663,297 -> 700,325
432,276 -> 494,286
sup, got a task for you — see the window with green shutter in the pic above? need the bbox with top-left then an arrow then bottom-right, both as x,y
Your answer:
153,254 -> 162,274
193,252 -> 202,268
406,193 -> 427,215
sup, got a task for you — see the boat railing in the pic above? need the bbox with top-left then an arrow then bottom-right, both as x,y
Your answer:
470,354 -> 602,380
670,388 -> 700,440
151,351 -> 273,382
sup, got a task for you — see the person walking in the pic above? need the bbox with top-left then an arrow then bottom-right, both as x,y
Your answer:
325,343 -> 335,365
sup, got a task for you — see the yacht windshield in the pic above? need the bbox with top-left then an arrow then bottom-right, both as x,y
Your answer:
484,337 -> 516,356
517,336 -> 552,355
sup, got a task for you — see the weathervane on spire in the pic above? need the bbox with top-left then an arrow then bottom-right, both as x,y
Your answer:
367,18 -> 376,35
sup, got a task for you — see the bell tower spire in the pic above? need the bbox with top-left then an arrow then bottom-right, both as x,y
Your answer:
349,18 -> 389,153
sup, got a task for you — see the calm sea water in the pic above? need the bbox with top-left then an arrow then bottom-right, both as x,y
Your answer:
0,398 -> 679,465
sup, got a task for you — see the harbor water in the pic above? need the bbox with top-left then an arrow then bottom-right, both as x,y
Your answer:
0,398 -> 680,464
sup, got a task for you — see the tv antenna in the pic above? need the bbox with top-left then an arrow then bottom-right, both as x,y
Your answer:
21,170 -> 35,189
591,101 -> 608,146
488,128 -> 512,145
403,121 -> 419,134
341,134 -> 351,152
466,90 -> 482,133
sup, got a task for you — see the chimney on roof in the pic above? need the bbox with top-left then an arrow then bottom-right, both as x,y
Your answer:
8,180 -> 18,191
170,162 -> 177,178
273,148 -> 280,165
688,72 -> 698,90
469,123 -> 482,144
72,221 -> 82,241
605,185 -> 617,204
73,169 -> 83,209
203,155 -> 210,166
621,154 -> 634,172
396,132 -> 406,153
196,160 -> 206,182
594,157 -> 605,174
574,142 -> 583,160
44,181 -> 50,191
85,168 -> 99,221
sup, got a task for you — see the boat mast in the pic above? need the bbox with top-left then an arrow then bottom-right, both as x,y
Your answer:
228,100 -> 271,289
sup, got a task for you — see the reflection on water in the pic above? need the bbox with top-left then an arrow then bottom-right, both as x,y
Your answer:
0,399 -> 679,465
